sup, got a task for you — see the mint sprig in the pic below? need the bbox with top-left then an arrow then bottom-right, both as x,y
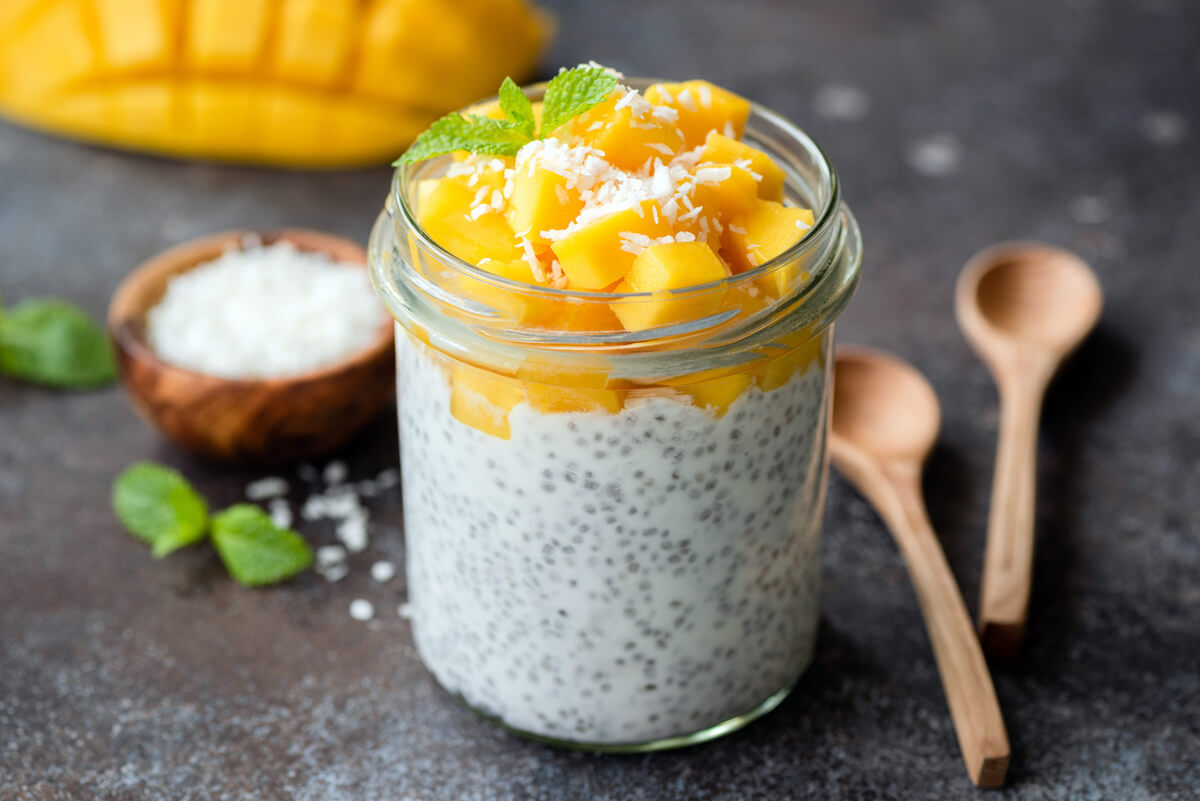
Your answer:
0,295 -> 116,389
111,461 -> 313,587
395,65 -> 619,165
212,504 -> 314,588
538,66 -> 619,136
113,462 -> 209,558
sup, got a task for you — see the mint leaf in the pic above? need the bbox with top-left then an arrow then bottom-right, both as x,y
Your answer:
395,112 -> 531,165
0,298 -> 116,389
538,66 -> 618,137
498,77 -> 536,138
113,462 -> 209,558
211,504 -> 312,587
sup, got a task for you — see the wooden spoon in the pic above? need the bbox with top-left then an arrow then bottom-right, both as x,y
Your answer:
830,346 -> 1010,788
956,243 -> 1103,657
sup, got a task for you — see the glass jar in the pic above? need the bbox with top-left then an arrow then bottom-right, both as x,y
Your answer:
369,80 -> 862,751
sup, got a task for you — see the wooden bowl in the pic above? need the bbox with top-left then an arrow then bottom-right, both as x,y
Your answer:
108,229 -> 395,464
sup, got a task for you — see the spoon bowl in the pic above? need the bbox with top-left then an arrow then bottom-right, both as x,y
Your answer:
832,347 -> 941,463
960,242 -> 1103,362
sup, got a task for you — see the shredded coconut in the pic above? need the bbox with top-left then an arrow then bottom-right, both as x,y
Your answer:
145,242 -> 384,379
371,561 -> 396,583
349,599 -> 375,621
245,476 -> 288,500
268,498 -> 292,529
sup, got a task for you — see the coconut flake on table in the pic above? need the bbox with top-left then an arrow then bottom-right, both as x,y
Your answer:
145,241 -> 385,379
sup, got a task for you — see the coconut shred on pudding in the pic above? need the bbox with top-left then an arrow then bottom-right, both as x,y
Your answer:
372,65 -> 862,749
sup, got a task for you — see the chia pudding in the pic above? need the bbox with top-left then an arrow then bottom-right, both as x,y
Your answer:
370,67 -> 862,748
398,332 -> 830,743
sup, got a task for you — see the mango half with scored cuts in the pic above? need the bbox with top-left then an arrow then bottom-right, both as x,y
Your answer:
0,0 -> 550,166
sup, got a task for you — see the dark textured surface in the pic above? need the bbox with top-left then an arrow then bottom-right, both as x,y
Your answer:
2,1 -> 1198,798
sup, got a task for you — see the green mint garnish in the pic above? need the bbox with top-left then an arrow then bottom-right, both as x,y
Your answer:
537,65 -> 619,137
113,462 -> 209,558
0,297 -> 116,389
498,76 -> 537,139
111,460 -> 314,586
395,65 -> 620,165
211,504 -> 314,587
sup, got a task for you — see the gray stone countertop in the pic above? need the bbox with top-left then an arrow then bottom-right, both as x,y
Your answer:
1,1 -> 1197,798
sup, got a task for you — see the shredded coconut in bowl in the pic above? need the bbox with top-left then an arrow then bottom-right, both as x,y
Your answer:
146,240 -> 386,379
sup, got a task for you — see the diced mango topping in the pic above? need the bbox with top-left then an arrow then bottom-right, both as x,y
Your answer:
700,132 -> 786,202
643,80 -> 751,147
551,199 -> 670,290
722,199 -> 816,295
507,164 -> 583,246
611,242 -> 729,332
412,73 -> 826,433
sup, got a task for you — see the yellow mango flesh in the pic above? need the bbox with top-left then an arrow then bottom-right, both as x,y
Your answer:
644,80 -> 751,147
611,242 -> 729,332
417,173 -> 522,266
545,297 -> 625,333
507,164 -> 583,244
457,258 -> 547,325
569,96 -> 686,170
551,200 -> 670,290
450,363 -> 526,440
685,370 -> 755,416
701,132 -> 786,202
0,0 -> 549,166
757,330 -> 827,391
526,384 -> 623,414
723,200 -> 815,296
691,164 -> 761,221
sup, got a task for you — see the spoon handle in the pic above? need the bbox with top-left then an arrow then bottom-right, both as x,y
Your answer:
979,374 -> 1046,657
882,469 -> 1011,788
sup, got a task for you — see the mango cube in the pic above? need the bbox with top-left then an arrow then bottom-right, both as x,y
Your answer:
611,242 -> 729,332
506,164 -> 583,244
450,363 -> 526,439
526,384 -> 623,414
690,163 -> 761,221
685,370 -> 755,416
457,257 -> 547,324
545,297 -> 625,332
417,173 -> 522,265
701,132 -> 786,202
644,80 -> 751,147
722,199 -> 815,296
550,200 -> 669,290
757,330 -> 826,392
568,96 -> 686,171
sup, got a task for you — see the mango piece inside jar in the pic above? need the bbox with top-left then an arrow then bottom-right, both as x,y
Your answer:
506,164 -> 584,245
756,330 -> 827,392
701,131 -> 786,202
566,95 -> 686,170
417,169 -> 522,265
516,357 -> 623,413
449,363 -> 526,439
455,257 -> 548,324
550,199 -> 670,290
644,80 -> 752,148
683,369 -> 756,416
611,241 -> 729,332
722,199 -> 816,296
